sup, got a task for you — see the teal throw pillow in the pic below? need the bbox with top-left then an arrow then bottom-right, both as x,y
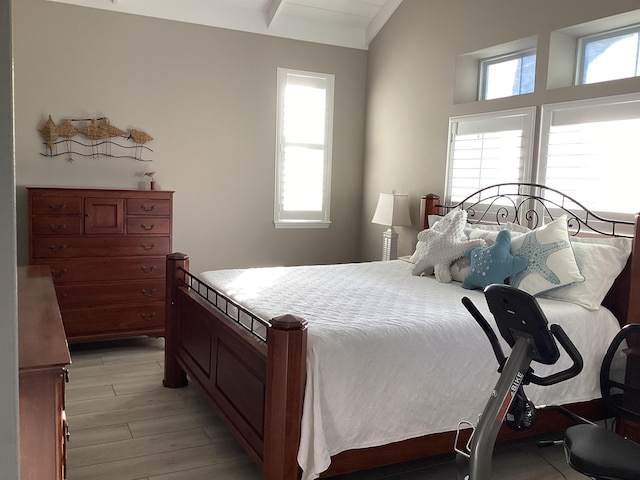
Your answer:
462,230 -> 528,290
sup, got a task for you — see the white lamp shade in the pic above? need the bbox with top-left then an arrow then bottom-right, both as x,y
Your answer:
371,192 -> 411,227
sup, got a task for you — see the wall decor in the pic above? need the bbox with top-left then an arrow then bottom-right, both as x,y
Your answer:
39,115 -> 154,162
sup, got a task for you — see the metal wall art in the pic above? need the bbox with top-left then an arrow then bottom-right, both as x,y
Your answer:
39,115 -> 154,162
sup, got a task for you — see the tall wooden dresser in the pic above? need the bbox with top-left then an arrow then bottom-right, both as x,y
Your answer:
28,187 -> 173,342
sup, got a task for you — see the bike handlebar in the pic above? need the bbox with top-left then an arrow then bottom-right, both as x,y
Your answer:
527,324 -> 583,386
462,296 -> 506,366
462,296 -> 584,387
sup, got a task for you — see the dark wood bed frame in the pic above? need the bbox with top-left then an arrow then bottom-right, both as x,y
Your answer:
163,183 -> 640,479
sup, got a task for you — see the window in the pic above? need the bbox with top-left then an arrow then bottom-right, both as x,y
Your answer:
445,107 -> 536,204
447,95 -> 640,222
479,49 -> 536,100
274,68 -> 334,228
577,24 -> 640,85
539,93 -> 640,216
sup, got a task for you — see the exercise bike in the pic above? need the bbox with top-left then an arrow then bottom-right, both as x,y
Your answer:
454,284 -> 584,480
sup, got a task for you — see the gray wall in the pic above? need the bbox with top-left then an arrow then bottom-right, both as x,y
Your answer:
0,0 -> 19,477
13,0 -> 368,273
362,0 -> 640,261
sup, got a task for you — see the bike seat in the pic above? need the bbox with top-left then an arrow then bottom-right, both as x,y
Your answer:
564,424 -> 640,480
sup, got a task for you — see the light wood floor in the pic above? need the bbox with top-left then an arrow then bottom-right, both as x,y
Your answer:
65,337 -> 586,480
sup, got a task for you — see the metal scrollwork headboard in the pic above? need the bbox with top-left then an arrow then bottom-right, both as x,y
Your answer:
438,183 -> 634,237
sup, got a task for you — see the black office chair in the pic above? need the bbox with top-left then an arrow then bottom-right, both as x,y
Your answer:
563,323 -> 640,480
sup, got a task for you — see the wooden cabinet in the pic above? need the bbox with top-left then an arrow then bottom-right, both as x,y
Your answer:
28,187 -> 173,342
19,265 -> 71,480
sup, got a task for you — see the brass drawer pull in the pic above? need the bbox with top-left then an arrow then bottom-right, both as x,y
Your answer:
140,204 -> 156,212
141,312 -> 157,320
140,243 -> 157,251
48,203 -> 66,211
48,223 -> 67,232
140,223 -> 156,231
48,244 -> 67,253
50,268 -> 68,278
141,288 -> 157,297
141,265 -> 156,273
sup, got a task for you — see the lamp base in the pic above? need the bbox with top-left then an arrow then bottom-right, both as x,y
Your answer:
381,227 -> 399,261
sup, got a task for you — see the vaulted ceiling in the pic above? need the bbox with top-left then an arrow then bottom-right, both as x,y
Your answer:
47,0 -> 404,49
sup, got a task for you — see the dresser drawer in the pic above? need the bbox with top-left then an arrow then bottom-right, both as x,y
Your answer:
31,216 -> 83,235
32,236 -> 170,258
126,217 -> 171,235
31,196 -> 82,216
61,303 -> 165,339
127,198 -> 171,216
56,279 -> 165,307
32,257 -> 166,283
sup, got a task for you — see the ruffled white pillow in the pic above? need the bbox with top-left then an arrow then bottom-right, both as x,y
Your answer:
411,209 -> 486,282
409,211 -> 457,264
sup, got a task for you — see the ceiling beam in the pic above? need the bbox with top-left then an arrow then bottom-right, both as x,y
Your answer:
266,0 -> 286,28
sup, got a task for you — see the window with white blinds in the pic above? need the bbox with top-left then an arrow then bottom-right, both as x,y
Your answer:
274,68 -> 334,228
445,107 -> 536,205
539,93 -> 640,216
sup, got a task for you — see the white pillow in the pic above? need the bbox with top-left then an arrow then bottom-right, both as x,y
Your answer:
540,236 -> 632,310
465,222 -> 531,234
508,215 -> 584,296
411,209 -> 486,282
427,214 -> 443,228
409,211 -> 457,264
451,256 -> 472,283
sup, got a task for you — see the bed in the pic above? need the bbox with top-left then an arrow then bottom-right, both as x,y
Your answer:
163,183 -> 640,480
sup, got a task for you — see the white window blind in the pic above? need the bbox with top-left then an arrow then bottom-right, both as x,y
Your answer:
445,107 -> 536,205
539,93 -> 640,215
275,68 -> 334,228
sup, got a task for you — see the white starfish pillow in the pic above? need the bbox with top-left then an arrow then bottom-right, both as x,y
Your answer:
412,209 -> 486,282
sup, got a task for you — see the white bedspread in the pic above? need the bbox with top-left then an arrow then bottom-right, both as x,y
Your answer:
199,260 -> 621,480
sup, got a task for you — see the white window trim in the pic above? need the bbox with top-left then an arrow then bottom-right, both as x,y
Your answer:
274,68 -> 334,229
478,48 -> 537,101
445,106 -> 537,205
575,23 -> 640,85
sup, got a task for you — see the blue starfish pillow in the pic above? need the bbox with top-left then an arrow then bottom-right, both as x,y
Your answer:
462,230 -> 528,290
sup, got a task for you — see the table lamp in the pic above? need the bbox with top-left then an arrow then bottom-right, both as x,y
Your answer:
371,191 -> 412,260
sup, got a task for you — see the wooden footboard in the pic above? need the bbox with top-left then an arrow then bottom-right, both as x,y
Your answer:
163,253 -> 307,479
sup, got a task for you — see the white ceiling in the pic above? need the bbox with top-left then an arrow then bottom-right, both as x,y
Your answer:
47,0 -> 404,50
